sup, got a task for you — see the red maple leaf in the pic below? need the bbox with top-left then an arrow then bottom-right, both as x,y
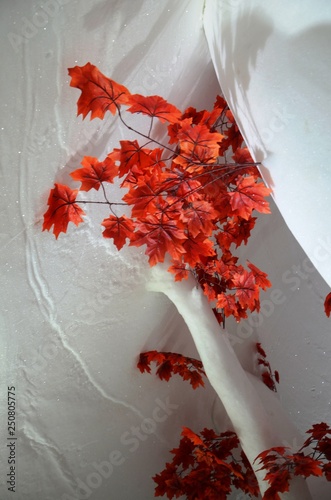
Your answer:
293,454 -> 323,478
175,122 -> 224,167
188,370 -> 206,390
118,140 -> 164,179
255,343 -> 279,391
155,360 -> 173,381
307,422 -> 331,440
126,94 -> 182,123
232,147 -> 255,166
137,352 -> 153,374
154,426 -> 259,499
182,234 -> 215,267
130,215 -> 187,266
228,175 -> 271,219
153,463 -> 181,499
247,261 -> 272,291
101,215 -> 135,250
170,437 -> 196,469
179,200 -> 218,238
137,351 -> 206,389
44,63 -> 272,336
256,342 -> 267,358
137,351 -> 166,374
68,62 -> 130,119
182,427 -> 205,447
324,292 -> 331,317
262,371 -> 277,392
231,270 -> 259,309
167,261 -> 189,282
70,155 -> 117,191
221,123 -> 243,154
42,183 -> 85,238
122,175 -> 162,217
216,293 -> 238,318
216,217 -> 256,251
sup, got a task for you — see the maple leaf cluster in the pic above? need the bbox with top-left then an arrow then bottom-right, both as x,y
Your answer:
153,427 -> 260,499
138,344 -> 330,499
136,343 -> 277,393
255,343 -> 280,392
137,351 -> 206,389
255,422 -> 331,499
153,421 -> 331,500
43,62 -> 272,324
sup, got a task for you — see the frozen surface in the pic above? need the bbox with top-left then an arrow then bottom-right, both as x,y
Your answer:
0,0 -> 330,499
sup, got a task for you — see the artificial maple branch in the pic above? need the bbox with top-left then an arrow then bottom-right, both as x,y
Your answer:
145,262 -> 311,498
42,62 -> 315,498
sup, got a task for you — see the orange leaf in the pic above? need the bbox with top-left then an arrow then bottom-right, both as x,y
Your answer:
70,155 -> 117,191
231,270 -> 259,309
180,200 -> 218,238
68,62 -> 130,119
216,293 -> 238,318
118,140 -> 164,179
122,175 -> 162,217
168,261 -> 189,282
175,122 -> 223,167
181,427 -> 204,446
248,261 -> 272,291
43,183 -> 85,238
229,175 -> 271,219
156,360 -> 173,381
232,147 -> 255,166
101,215 -> 135,250
130,215 -> 187,266
293,455 -> 323,478
126,94 -> 182,123
216,217 -> 256,251
182,235 -> 215,267
137,351 -> 166,374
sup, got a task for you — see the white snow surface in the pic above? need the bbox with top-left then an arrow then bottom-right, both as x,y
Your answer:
0,1 -> 331,499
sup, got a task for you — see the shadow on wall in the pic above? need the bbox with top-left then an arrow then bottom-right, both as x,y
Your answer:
83,0 -> 197,89
205,3 -> 274,183
214,4 -> 273,121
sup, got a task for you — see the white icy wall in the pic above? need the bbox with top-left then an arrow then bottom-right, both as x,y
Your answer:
0,0 -> 330,499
